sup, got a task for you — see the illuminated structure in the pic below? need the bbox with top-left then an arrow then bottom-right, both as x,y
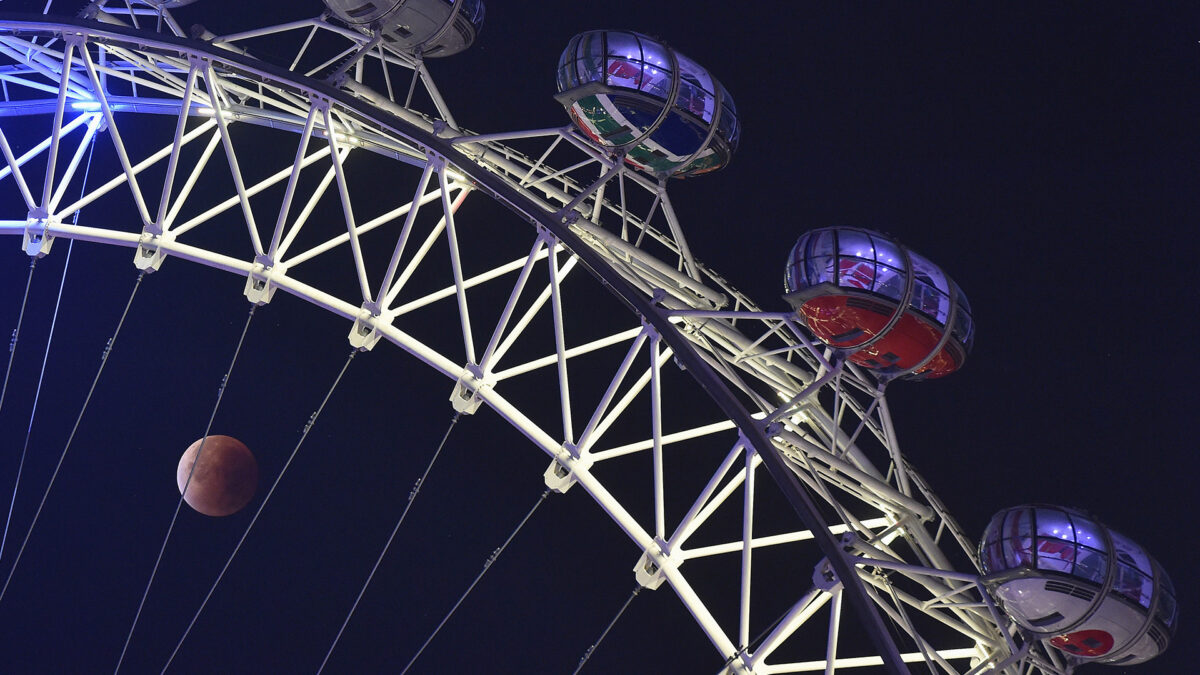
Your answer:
555,30 -> 740,177
784,226 -> 974,379
0,4 -> 1178,673
980,505 -> 1176,666
323,0 -> 485,57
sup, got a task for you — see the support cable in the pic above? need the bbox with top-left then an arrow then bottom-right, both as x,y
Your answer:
0,257 -> 37,566
161,349 -> 360,673
115,304 -> 259,674
400,489 -> 552,674
2,129 -> 94,566
0,270 -> 146,606
0,257 -> 35,423
318,411 -> 464,674
572,586 -> 643,674
0,243 -> 69,567
747,604 -> 789,654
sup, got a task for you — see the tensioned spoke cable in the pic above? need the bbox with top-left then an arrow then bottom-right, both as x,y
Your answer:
0,242 -> 73,567
0,270 -> 147,606
0,257 -> 38,566
160,349 -> 359,673
317,411 -> 464,674
572,586 -> 643,674
0,257 -> 36,422
3,132 -> 94,567
400,489 -> 553,675
115,304 -> 259,675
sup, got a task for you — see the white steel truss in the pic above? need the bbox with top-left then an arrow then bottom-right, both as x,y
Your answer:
0,5 -> 1065,674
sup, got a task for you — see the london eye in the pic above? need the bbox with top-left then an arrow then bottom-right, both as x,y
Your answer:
0,2 -> 1189,672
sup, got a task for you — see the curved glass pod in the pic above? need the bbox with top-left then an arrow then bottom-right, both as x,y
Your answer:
783,227 -> 973,380
324,0 -> 485,57
979,505 -> 1177,666
555,30 -> 740,178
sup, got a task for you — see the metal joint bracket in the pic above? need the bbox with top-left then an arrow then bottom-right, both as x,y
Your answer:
22,209 -> 56,257
425,150 -> 447,170
449,363 -> 489,414
555,208 -> 581,226
721,653 -> 754,675
542,447 -> 591,493
812,557 -> 844,593
186,53 -> 210,69
309,95 -> 332,114
348,305 -> 387,351
633,540 -> 677,590
243,257 -> 287,304
134,228 -> 174,271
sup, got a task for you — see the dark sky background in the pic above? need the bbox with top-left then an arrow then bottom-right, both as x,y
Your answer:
0,1 -> 1196,673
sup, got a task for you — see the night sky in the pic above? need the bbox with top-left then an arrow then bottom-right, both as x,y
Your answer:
0,1 -> 1196,673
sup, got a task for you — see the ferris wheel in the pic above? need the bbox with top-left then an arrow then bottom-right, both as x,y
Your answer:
0,2 -> 1176,673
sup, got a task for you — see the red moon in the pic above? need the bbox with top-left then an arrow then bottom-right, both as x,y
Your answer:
176,435 -> 258,517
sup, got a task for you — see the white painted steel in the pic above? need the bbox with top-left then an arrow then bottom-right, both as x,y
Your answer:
0,5 -> 1066,674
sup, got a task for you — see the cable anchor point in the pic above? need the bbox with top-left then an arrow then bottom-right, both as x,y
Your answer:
449,364 -> 490,414
21,209 -> 56,258
244,257 -> 287,305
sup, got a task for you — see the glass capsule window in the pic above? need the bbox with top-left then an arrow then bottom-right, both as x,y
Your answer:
557,32 -> 604,93
908,252 -> 951,323
717,88 -> 741,150
950,280 -> 976,352
1157,573 -> 1179,630
1111,533 -> 1156,609
556,31 -> 741,161
980,506 -> 1110,586
675,54 -> 716,123
558,32 -> 675,100
980,505 -> 1174,619
785,228 -> 972,345
458,0 -> 485,28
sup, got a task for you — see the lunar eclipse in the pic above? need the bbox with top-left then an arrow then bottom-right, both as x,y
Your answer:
176,435 -> 258,517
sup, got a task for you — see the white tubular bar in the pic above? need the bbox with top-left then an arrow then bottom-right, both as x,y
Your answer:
571,327 -> 650,455
437,163 -> 477,364
0,128 -> 36,210
79,43 -> 158,227
268,103 -> 322,260
738,446 -> 756,648
323,105 -> 368,301
589,419 -> 737,462
46,115 -> 100,214
547,241 -> 573,444
485,253 -> 579,368
478,234 -> 550,371
680,518 -> 892,561
651,335 -> 666,540
375,161 -> 435,309
154,62 -> 201,230
38,39 -> 73,213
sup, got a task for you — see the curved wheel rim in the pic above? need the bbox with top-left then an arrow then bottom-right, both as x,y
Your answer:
0,8 -> 1062,674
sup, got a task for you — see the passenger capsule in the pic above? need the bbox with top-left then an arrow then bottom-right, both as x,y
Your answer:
555,30 -> 740,178
323,0 -> 485,57
980,505 -> 1176,666
783,227 -> 973,379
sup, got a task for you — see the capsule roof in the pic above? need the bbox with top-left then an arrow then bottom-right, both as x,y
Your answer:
784,227 -> 974,380
323,0 -> 485,57
555,30 -> 740,178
